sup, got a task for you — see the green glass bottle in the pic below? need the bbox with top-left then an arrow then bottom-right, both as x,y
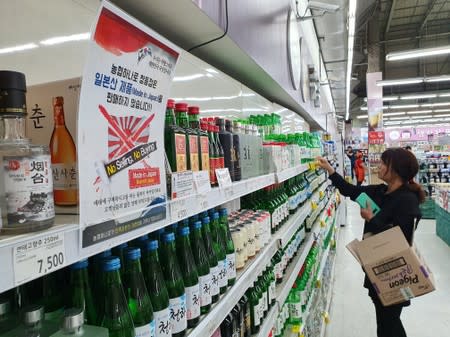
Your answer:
247,284 -> 260,334
287,286 -> 302,325
176,227 -> 201,328
210,212 -> 228,294
201,216 -> 220,303
175,103 -> 199,171
42,270 -> 65,322
100,257 -> 135,337
68,259 -> 97,325
190,221 -> 212,314
141,240 -> 171,337
90,249 -> 112,313
165,99 -> 187,172
160,233 -> 187,337
112,242 -> 128,277
124,248 -> 155,337
218,208 -> 236,286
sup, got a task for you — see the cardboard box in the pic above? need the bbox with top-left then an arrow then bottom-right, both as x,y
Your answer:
346,226 -> 435,306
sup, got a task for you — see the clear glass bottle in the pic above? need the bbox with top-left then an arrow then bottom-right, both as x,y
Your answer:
0,70 -> 55,234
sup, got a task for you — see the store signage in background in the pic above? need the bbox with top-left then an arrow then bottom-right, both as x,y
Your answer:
77,2 -> 180,248
386,126 -> 450,142
366,72 -> 383,131
368,131 -> 385,145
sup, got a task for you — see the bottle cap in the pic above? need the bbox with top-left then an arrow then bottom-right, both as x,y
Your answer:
172,223 -> 178,232
178,226 -> 190,236
213,212 -> 219,220
23,305 -> 44,325
188,106 -> 200,115
202,216 -> 210,224
167,99 -> 175,109
125,247 -> 141,261
175,102 -> 188,112
219,208 -> 228,216
146,240 -> 159,251
0,70 -> 27,115
52,96 -> 64,106
102,257 -> 121,271
193,221 -> 202,229
190,214 -> 199,223
70,259 -> 89,270
200,211 -> 208,218
96,249 -> 112,259
114,242 -> 128,250
164,232 -> 176,242
62,308 -> 84,332
135,234 -> 149,242
0,298 -> 10,315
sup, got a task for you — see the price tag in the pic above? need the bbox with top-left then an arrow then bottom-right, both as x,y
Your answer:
193,170 -> 211,195
13,232 -> 66,286
215,168 -> 232,188
170,198 -> 189,221
171,171 -> 194,199
198,194 -> 209,210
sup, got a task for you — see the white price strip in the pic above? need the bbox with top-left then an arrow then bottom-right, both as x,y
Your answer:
198,194 -> 209,210
170,198 -> 189,221
171,171 -> 194,199
13,233 -> 66,286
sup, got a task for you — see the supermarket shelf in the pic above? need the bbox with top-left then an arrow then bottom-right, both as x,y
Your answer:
319,251 -> 338,337
0,165 -> 310,293
188,235 -> 279,337
315,245 -> 331,285
257,302 -> 280,337
275,164 -> 309,183
275,202 -> 312,248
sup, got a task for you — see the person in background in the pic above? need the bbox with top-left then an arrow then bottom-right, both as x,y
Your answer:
316,148 -> 424,337
346,146 -> 356,180
354,150 -> 366,186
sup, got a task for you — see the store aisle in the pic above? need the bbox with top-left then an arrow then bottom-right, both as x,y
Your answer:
326,201 -> 450,337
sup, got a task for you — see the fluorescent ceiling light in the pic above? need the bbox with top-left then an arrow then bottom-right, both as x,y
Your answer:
345,0 -> 357,121
434,113 -> 450,117
376,78 -> 423,86
39,33 -> 90,45
205,68 -> 218,74
438,93 -> 450,97
356,115 -> 367,119
422,102 -> 450,107
391,104 -> 419,109
363,96 -> 398,102
386,45 -> 450,61
425,75 -> 450,83
384,112 -> 405,116
411,115 -> 433,119
434,109 -> 450,113
407,110 -> 432,114
388,116 -> 410,120
0,43 -> 38,55
400,94 -> 437,100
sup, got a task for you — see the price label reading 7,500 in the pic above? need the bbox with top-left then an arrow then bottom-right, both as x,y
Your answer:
13,233 -> 66,286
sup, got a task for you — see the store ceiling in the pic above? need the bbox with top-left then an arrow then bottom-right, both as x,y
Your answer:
345,0 -> 450,125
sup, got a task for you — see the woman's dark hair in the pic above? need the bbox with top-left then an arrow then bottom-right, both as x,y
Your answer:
381,148 -> 425,203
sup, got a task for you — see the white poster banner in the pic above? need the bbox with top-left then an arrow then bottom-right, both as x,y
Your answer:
77,2 -> 180,247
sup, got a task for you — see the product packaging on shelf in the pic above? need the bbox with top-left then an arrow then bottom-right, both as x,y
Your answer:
346,226 -> 436,306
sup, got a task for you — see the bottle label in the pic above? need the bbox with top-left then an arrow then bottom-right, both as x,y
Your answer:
262,290 -> 268,311
3,154 -> 55,223
218,156 -> 225,169
52,162 -> 78,190
185,284 -> 201,320
209,157 -> 217,184
210,265 -> 220,296
288,195 -> 296,211
289,302 -> 302,319
200,136 -> 210,171
154,308 -> 171,337
189,135 -> 200,171
199,273 -> 212,306
174,134 -> 187,172
253,303 -> 261,327
226,253 -> 236,280
275,262 -> 283,280
135,321 -> 156,337
169,295 -> 187,334
218,259 -> 227,288
257,298 -> 264,323
270,281 -> 276,302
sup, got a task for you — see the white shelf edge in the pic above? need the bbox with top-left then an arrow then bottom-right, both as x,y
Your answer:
275,164 -> 310,183
188,239 -> 278,337
257,301 -> 280,337
316,245 -> 331,284
319,251 -> 338,337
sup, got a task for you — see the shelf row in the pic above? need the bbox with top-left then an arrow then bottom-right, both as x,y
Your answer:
0,164 -> 311,293
258,197 -> 341,337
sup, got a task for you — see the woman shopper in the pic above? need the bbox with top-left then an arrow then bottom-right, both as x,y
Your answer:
316,148 -> 425,337
354,150 -> 366,186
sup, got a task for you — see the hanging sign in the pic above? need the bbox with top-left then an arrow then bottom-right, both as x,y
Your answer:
77,1 -> 180,248
366,72 -> 383,131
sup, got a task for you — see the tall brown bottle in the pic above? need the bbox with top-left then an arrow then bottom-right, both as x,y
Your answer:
49,96 -> 78,205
